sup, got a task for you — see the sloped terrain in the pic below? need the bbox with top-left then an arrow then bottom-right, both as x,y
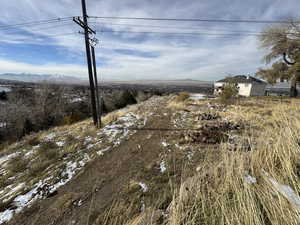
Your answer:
1,95 -> 300,225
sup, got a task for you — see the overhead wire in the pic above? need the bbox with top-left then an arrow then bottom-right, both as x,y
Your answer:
89,16 -> 300,24
90,21 -> 261,34
97,29 -> 295,38
0,16 -> 76,31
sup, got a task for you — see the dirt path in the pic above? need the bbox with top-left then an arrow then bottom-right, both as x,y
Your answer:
8,98 -> 174,225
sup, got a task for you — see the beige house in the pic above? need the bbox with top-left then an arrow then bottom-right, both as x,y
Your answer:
214,75 -> 267,97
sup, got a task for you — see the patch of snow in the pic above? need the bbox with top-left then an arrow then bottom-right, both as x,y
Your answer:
0,210 -> 13,224
189,93 -> 206,101
160,161 -> 167,173
0,152 -> 20,164
70,97 -> 84,103
56,141 -> 65,147
77,199 -> 83,206
32,145 -> 40,149
85,136 -> 93,143
187,150 -> 194,161
267,177 -> 300,210
45,133 -> 56,141
87,141 -> 101,150
139,183 -> 148,192
0,156 -> 91,224
162,141 -> 169,147
97,147 -> 111,156
140,200 -> 145,212
0,111 -> 149,224
245,175 -> 257,184
24,151 -> 34,157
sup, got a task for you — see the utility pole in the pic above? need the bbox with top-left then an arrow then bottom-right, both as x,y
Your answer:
73,0 -> 98,126
91,45 -> 102,127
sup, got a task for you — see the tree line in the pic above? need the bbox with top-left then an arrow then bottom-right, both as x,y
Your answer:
0,83 -> 91,143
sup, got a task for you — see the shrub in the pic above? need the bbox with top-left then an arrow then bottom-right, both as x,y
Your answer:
219,83 -> 239,104
63,113 -> 84,125
38,141 -> 60,160
28,159 -> 51,177
26,136 -> 40,146
0,176 -> 12,189
8,155 -> 28,173
175,92 -> 190,102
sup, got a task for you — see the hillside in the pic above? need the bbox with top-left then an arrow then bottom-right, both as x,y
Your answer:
1,94 -> 300,225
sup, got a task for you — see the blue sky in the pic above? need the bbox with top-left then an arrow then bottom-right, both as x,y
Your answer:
0,0 -> 299,81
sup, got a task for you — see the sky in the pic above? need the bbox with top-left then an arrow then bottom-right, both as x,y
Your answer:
0,0 -> 299,81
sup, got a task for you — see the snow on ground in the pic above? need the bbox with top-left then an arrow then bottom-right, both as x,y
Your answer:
0,110 -> 148,224
97,147 -> 111,156
189,93 -> 206,101
0,152 -> 20,164
245,175 -> 257,184
161,141 -> 169,147
139,183 -> 148,192
70,97 -> 84,103
0,154 -> 91,224
45,133 -> 56,140
56,141 -> 65,147
160,161 -> 167,173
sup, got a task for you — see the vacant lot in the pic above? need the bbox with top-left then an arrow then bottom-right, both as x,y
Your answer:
1,94 -> 300,225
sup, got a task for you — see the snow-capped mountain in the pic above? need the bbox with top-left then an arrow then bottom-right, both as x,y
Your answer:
0,73 -> 87,84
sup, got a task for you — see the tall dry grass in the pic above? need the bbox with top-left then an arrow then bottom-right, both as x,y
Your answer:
168,101 -> 300,225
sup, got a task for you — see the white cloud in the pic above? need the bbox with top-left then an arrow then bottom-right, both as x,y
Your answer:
0,0 -> 297,80
0,58 -> 87,77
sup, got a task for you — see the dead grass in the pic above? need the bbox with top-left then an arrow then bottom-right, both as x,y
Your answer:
102,110 -> 129,125
0,176 -> 12,189
38,141 -> 60,160
28,159 -> 52,178
7,155 -> 28,173
167,99 -> 300,225
175,92 -> 190,102
167,94 -> 189,110
24,135 -> 40,146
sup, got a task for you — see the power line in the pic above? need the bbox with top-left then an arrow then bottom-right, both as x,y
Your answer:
0,32 -> 80,43
99,30 -> 272,37
2,22 -> 75,35
90,21 -> 261,33
0,17 -> 75,30
90,16 -> 300,24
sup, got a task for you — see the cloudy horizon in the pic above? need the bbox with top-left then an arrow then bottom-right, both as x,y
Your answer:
0,0 -> 299,81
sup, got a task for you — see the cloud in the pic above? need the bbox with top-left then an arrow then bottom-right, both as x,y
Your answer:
0,0 -> 297,80
0,58 -> 87,77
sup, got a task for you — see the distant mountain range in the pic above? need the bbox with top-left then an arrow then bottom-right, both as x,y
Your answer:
0,73 -> 86,84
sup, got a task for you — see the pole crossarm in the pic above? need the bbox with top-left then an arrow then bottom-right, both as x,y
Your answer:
73,16 -> 96,35
73,0 -> 100,127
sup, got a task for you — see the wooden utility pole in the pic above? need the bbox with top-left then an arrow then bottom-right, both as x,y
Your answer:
73,0 -> 99,126
91,46 -> 102,127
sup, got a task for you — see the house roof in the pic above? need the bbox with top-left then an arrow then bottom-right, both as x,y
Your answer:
216,75 -> 266,84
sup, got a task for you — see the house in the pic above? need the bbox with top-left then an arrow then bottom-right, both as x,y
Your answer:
214,75 -> 267,97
